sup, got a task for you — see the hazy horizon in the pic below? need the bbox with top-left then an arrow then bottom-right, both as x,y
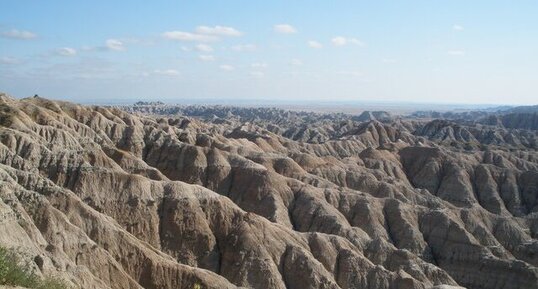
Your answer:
2,1 -> 537,105
2,91 -> 516,115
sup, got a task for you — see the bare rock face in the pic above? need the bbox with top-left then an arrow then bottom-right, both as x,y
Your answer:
1,93 -> 538,289
352,111 -> 394,122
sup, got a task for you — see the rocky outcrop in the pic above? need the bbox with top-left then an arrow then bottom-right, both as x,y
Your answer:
481,113 -> 538,130
352,111 -> 393,122
1,93 -> 537,289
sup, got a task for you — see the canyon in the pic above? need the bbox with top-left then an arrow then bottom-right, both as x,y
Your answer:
1,93 -> 537,289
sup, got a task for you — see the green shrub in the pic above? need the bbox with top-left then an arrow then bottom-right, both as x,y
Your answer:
0,246 -> 69,289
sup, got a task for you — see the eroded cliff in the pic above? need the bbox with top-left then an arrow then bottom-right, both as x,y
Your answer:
1,93 -> 537,289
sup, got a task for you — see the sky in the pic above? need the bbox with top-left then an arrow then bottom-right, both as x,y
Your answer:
1,0 -> 537,105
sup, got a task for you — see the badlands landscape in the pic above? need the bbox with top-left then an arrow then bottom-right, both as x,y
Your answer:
1,93 -> 537,289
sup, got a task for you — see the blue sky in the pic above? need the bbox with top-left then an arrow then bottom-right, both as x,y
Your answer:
1,0 -> 537,104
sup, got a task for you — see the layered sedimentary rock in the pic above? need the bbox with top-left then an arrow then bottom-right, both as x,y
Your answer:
1,93 -> 537,289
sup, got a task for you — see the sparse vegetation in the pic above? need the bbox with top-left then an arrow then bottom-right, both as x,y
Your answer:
0,247 -> 69,289
0,104 -> 14,127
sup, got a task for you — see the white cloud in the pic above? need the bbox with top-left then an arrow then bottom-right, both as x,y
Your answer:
1,29 -> 37,40
106,39 -> 125,51
0,56 -> 19,64
250,71 -> 264,78
198,55 -> 215,61
164,26 -> 241,43
289,59 -> 303,66
331,36 -> 347,46
163,31 -> 217,42
153,69 -> 180,76
453,24 -> 464,31
220,64 -> 235,71
274,24 -> 297,34
307,40 -> 323,49
251,62 -> 268,69
180,46 -> 191,52
195,25 -> 242,37
57,47 -> 77,56
349,38 -> 365,46
195,44 -> 213,52
448,50 -> 465,56
231,44 -> 257,52
332,36 -> 365,47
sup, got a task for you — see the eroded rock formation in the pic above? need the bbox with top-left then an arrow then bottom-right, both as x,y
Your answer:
1,93 -> 537,289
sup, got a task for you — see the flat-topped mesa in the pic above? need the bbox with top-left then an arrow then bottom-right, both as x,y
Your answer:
0,92 -> 537,289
